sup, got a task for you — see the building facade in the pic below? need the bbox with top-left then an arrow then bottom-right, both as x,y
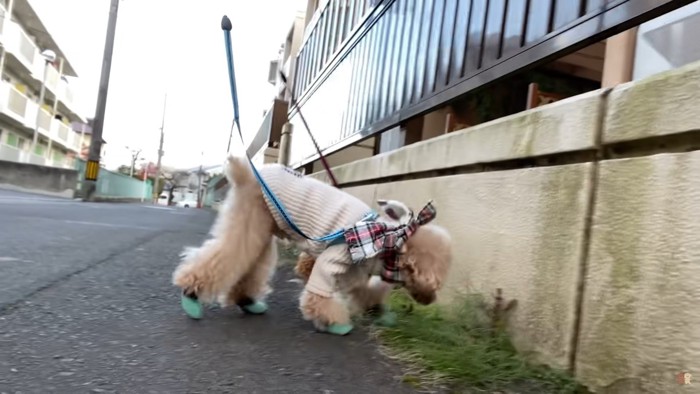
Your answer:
276,0 -> 696,173
0,0 -> 85,170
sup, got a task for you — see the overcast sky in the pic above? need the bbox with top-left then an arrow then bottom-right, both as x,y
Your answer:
30,0 -> 306,170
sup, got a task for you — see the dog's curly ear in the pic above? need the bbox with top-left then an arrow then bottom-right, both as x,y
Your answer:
377,199 -> 412,223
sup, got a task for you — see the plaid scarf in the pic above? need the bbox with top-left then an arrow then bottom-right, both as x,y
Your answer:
343,201 -> 437,284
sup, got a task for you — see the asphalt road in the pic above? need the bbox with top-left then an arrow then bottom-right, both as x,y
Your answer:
0,188 -> 416,394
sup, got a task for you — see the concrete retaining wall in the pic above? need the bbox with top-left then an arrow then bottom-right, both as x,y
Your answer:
0,160 -> 78,198
307,60 -> 700,393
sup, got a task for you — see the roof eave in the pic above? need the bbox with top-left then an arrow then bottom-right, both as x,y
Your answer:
13,0 -> 79,77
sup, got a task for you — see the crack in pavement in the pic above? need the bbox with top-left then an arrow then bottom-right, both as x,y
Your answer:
0,231 -> 164,316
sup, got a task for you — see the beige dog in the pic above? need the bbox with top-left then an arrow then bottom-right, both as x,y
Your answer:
172,155 -> 452,335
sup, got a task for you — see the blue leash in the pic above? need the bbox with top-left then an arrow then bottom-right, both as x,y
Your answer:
221,16 -> 365,243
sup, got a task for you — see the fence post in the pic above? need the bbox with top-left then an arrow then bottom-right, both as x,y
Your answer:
278,122 -> 293,167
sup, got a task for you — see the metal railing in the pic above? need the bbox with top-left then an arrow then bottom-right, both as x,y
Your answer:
6,85 -> 28,118
289,0 -> 695,166
294,0 -> 377,99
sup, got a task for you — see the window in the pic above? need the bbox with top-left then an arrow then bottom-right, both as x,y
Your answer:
6,132 -> 18,147
53,150 -> 65,163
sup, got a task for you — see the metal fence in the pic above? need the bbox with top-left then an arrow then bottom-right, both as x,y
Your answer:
202,173 -> 228,208
289,0 -> 695,166
75,159 -> 152,200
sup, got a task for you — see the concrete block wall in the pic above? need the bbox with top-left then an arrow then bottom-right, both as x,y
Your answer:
307,60 -> 700,393
0,160 -> 78,198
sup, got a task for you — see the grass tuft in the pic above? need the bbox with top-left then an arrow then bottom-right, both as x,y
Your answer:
371,290 -> 587,394
277,240 -> 300,263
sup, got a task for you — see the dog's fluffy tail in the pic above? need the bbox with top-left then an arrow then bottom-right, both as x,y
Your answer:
225,155 -> 255,186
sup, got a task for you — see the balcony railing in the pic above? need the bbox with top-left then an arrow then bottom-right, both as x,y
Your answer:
6,83 -> 28,119
289,0 -> 695,166
0,143 -> 20,162
247,99 -> 290,161
45,64 -> 60,94
0,19 -> 79,115
38,107 -> 52,133
294,0 -> 376,100
17,27 -> 36,68
70,131 -> 81,151
0,81 -> 79,156
1,20 -> 37,72
51,121 -> 71,145
58,79 -> 75,109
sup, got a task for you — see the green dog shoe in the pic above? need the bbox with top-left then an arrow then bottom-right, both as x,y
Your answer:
240,300 -> 268,315
373,311 -> 397,327
325,323 -> 354,336
180,293 -> 204,320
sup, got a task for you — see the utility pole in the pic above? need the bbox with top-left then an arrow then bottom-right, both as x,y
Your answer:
81,0 -> 120,201
278,123 -> 293,166
153,93 -> 167,202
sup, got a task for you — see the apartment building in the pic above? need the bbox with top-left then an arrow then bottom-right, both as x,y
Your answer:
71,118 -> 107,162
265,0 -> 695,174
245,11 -> 305,167
0,0 -> 85,170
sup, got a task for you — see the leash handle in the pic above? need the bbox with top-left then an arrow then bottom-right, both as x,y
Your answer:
221,15 -> 343,243
221,16 -> 240,126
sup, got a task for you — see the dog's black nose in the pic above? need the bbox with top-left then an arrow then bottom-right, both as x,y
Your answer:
412,291 -> 435,305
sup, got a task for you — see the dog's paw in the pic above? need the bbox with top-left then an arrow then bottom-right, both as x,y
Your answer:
239,300 -> 268,315
180,292 -> 204,320
172,269 -> 203,298
323,323 -> 354,336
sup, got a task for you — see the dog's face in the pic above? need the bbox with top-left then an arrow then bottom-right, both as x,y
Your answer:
376,200 -> 453,305
399,225 -> 452,304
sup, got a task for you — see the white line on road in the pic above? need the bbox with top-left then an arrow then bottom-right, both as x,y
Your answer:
63,220 -> 155,231
0,256 -> 32,263
0,200 -> 80,205
0,196 -> 72,202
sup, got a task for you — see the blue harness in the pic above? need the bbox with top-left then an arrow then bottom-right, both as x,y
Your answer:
221,16 -> 375,244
